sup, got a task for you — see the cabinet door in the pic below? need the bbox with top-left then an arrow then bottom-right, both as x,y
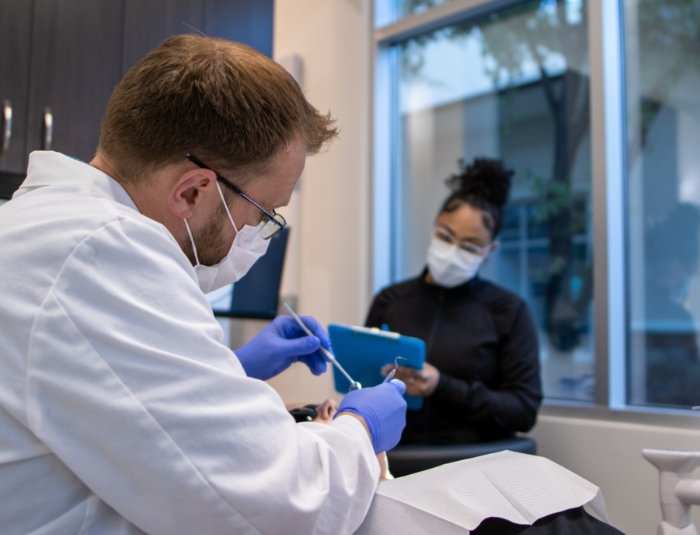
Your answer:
0,0 -> 33,173
122,0 -> 204,73
204,0 -> 273,57
122,0 -> 273,74
27,0 -> 124,163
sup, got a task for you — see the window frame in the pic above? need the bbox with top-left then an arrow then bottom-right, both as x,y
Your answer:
372,0 -> 700,426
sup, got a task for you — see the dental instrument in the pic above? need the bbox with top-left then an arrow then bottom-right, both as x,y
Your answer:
383,356 -> 407,383
283,302 -> 362,391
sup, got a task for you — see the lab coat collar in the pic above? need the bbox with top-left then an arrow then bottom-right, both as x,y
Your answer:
16,151 -> 138,211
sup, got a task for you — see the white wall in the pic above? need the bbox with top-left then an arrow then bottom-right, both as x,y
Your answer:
533,413 -> 700,534
271,1 -> 700,534
268,0 -> 372,405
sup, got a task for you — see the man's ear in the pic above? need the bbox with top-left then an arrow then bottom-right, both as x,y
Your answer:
167,169 -> 217,219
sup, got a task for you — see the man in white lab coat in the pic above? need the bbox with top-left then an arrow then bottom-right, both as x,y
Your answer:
0,35 -> 407,535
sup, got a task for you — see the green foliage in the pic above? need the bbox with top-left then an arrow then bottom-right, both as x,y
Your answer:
635,0 -> 700,134
401,0 -> 443,15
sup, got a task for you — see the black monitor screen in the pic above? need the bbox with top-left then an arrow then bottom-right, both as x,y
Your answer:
208,227 -> 289,320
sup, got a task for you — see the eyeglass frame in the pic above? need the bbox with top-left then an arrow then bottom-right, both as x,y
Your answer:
186,153 -> 288,240
433,226 -> 492,257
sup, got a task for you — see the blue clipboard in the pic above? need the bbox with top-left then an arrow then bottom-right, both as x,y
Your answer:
328,323 -> 425,410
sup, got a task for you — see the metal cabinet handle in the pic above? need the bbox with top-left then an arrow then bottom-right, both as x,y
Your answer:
42,107 -> 53,150
1,100 -> 11,156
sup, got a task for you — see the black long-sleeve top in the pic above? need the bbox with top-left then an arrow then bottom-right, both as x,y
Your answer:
365,271 -> 542,444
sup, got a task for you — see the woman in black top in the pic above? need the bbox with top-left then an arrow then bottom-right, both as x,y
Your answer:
365,158 -> 542,444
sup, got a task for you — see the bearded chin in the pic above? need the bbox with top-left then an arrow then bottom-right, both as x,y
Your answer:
182,201 -> 229,267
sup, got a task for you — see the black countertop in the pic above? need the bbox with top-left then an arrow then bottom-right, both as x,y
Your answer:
0,171 -> 25,200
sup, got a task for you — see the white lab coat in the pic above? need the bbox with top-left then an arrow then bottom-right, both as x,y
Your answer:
0,152 -> 379,535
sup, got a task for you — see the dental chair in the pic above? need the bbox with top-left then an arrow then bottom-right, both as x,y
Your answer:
643,448 -> 700,534
387,435 -> 537,477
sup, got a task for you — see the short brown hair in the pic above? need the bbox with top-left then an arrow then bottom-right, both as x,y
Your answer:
98,34 -> 337,183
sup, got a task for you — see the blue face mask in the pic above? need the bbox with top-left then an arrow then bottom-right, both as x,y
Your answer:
183,182 -> 270,293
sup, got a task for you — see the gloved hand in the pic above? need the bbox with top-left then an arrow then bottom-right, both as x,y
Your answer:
336,379 -> 407,454
235,315 -> 330,380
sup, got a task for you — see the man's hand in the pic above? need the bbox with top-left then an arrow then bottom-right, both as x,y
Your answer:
235,315 -> 330,380
336,379 -> 407,453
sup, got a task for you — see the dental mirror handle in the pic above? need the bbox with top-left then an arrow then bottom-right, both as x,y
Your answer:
283,302 -> 361,390
319,345 -> 361,390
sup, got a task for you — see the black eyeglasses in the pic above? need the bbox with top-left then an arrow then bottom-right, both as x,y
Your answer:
186,154 -> 287,240
434,227 -> 491,257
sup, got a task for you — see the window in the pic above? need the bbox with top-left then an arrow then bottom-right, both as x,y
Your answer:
624,0 -> 700,408
375,0 -> 595,401
377,0 -> 457,25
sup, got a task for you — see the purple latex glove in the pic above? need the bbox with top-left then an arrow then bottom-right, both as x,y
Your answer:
336,379 -> 407,453
235,315 -> 330,380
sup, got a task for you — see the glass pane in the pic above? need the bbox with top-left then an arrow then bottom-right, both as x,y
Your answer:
380,0 -> 455,24
387,0 -> 593,400
624,0 -> 700,409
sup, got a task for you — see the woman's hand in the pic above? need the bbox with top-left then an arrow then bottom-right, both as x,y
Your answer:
381,363 -> 440,397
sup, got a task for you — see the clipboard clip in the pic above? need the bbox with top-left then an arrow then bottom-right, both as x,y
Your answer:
350,325 -> 400,339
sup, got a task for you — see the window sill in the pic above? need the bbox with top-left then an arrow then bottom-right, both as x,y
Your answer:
541,399 -> 700,429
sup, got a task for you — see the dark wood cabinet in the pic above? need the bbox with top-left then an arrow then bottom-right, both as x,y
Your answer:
28,0 -> 124,165
0,0 -> 273,177
122,0 -> 272,71
0,0 -> 124,173
122,1 -> 205,73
0,1 -> 34,173
204,0 -> 273,56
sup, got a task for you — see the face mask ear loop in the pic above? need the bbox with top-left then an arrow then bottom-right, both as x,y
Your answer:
183,219 -> 201,266
215,181 -> 239,233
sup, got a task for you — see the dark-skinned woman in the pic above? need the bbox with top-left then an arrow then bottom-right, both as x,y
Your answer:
365,157 -> 542,445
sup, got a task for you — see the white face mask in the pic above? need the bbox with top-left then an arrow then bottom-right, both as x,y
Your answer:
184,182 -> 270,293
427,236 -> 485,288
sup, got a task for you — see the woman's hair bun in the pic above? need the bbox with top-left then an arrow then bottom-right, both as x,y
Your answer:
445,157 -> 514,208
